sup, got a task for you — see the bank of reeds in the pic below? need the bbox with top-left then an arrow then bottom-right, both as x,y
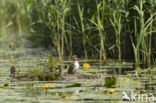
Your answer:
0,0 -> 156,67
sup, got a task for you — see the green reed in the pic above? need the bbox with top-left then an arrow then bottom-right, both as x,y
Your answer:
132,0 -> 156,69
110,8 -> 122,62
48,0 -> 69,61
78,4 -> 88,59
90,0 -> 107,62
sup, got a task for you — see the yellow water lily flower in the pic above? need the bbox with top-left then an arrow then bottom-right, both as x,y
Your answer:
9,42 -> 13,47
83,63 -> 90,70
108,89 -> 115,94
43,84 -> 51,89
10,56 -> 14,59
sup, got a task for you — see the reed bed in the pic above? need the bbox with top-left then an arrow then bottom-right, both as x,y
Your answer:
0,0 -> 155,67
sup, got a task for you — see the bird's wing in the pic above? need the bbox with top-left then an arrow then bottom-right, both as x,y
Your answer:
68,63 -> 75,74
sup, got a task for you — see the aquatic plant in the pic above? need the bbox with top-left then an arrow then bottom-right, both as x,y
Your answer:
16,55 -> 61,81
27,68 -> 57,81
47,0 -> 69,61
43,84 -> 51,95
90,0 -> 107,62
4,83 -> 9,87
0,0 -> 156,67
109,3 -> 123,62
9,42 -> 13,48
43,84 -> 51,89
65,83 -> 81,88
55,92 -> 73,98
46,54 -> 57,73
108,89 -> 115,103
105,76 -> 116,88
131,0 -> 156,69
10,56 -> 14,60
83,63 -> 90,70
77,3 -> 88,59
46,54 -> 62,77
108,89 -> 115,94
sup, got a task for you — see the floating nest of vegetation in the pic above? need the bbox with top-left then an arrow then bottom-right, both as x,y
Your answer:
15,69 -> 97,81
15,54 -> 97,81
15,55 -> 60,81
16,68 -> 61,81
61,73 -> 97,80
15,68 -> 97,81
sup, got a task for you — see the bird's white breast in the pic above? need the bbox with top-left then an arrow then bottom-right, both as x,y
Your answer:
74,61 -> 79,70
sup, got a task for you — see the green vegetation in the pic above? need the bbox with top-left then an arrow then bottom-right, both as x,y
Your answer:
16,55 -> 61,81
4,83 -> 9,87
0,0 -> 156,102
105,76 -> 117,88
0,0 -> 155,67
16,68 -> 58,81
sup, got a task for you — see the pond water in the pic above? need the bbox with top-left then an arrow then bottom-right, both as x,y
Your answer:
0,49 -> 156,103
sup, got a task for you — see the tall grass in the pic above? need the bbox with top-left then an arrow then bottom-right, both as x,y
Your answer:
147,2 -> 156,67
0,0 -> 156,65
48,0 -> 69,61
90,0 -> 106,62
78,4 -> 88,59
0,0 -> 25,49
110,8 -> 122,62
132,0 -> 156,68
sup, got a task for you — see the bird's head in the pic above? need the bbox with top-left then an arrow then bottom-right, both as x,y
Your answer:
73,55 -> 78,61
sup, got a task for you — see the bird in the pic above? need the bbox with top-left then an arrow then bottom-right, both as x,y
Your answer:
10,66 -> 16,77
68,55 -> 79,74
